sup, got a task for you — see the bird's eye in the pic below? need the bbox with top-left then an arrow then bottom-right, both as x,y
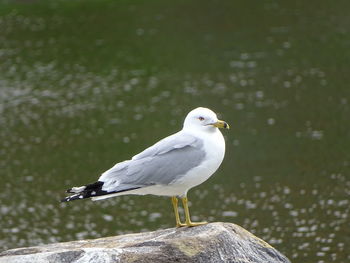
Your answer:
198,117 -> 205,121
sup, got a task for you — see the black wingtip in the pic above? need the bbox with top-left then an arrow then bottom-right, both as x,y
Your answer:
61,181 -> 106,203
60,196 -> 73,202
61,193 -> 85,202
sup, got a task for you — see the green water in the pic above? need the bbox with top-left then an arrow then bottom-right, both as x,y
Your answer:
0,0 -> 349,262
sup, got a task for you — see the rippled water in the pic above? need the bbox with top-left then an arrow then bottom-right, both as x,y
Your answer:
0,1 -> 349,262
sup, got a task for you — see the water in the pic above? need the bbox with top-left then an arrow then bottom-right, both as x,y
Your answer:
0,1 -> 349,262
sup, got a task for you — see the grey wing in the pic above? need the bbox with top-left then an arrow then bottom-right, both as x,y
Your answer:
131,131 -> 198,160
99,132 -> 206,192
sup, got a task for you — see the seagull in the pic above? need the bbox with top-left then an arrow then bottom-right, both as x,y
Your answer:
62,107 -> 229,227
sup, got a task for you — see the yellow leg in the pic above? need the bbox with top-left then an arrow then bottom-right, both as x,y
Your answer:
171,196 -> 185,227
181,196 -> 207,227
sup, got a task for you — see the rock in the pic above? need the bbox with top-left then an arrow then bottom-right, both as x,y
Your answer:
0,222 -> 290,263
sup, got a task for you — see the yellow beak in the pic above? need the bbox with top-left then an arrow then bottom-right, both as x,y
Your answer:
212,120 -> 230,129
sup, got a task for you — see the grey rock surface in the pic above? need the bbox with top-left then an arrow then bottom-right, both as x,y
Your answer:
0,222 -> 291,263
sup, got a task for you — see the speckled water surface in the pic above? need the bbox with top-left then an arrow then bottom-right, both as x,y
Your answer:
0,1 -> 349,262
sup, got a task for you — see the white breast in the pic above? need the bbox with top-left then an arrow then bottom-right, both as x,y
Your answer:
169,128 -> 226,195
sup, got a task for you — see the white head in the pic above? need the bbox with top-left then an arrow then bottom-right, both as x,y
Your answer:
183,107 -> 229,132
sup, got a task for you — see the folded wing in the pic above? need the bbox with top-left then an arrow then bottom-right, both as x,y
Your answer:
99,132 -> 205,193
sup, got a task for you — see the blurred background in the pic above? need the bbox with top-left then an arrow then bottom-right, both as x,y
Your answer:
0,0 -> 349,262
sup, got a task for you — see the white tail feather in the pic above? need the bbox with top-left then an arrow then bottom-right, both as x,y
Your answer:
70,186 -> 86,193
